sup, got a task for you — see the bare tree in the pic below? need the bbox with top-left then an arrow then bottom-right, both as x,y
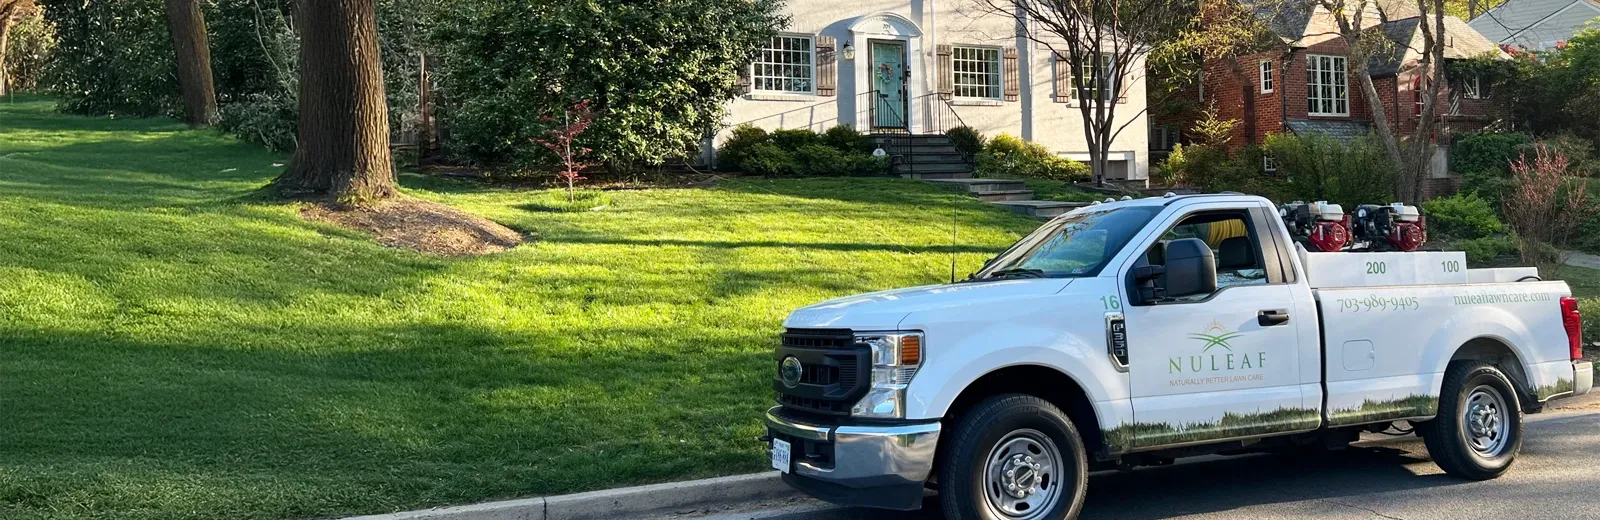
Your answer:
973,0 -> 1197,185
1313,0 -> 1448,203
273,0 -> 397,202
164,0 -> 218,126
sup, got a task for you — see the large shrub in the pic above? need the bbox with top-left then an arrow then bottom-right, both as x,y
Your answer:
739,142 -> 797,177
716,125 -> 769,171
946,125 -> 985,157
820,125 -> 874,154
715,124 -> 884,176
1456,236 -> 1520,265
975,134 -> 1090,181
1423,192 -> 1504,239
433,0 -> 787,169
40,0 -> 177,116
1263,132 -> 1395,208
1453,132 -> 1530,178
1164,143 -> 1287,198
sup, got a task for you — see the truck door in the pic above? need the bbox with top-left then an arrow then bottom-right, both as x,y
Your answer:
1116,205 -> 1319,449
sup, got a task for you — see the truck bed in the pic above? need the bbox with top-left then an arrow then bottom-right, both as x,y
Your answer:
1313,279 -> 1576,424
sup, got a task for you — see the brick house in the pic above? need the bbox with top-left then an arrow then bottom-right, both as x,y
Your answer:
1178,1 -> 1506,198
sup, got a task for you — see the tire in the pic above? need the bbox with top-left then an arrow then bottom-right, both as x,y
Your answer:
939,394 -> 1089,520
1421,360 -> 1523,480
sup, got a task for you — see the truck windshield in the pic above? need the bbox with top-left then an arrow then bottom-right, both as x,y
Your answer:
974,206 -> 1161,280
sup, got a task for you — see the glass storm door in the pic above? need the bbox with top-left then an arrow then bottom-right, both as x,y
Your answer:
870,41 -> 907,130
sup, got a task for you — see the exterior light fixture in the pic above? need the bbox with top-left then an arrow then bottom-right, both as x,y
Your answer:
842,42 -> 856,60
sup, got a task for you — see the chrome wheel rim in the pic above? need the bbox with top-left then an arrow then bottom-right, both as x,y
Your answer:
982,429 -> 1062,519
1462,385 -> 1509,457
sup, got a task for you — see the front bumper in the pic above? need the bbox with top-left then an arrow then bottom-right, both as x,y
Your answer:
1575,361 -> 1593,397
763,406 -> 941,510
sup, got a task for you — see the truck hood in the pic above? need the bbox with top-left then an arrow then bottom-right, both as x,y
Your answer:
784,278 -> 1073,330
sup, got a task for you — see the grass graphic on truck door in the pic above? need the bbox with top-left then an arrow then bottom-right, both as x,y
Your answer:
1103,407 -> 1322,453
1326,395 -> 1438,426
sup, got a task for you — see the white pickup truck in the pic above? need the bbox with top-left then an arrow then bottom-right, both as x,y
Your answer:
763,194 -> 1590,520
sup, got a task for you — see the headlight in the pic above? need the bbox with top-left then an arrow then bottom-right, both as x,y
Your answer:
851,332 -> 922,419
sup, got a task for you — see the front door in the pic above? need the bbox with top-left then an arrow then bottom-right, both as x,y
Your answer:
1117,206 -> 1316,449
870,40 -> 907,130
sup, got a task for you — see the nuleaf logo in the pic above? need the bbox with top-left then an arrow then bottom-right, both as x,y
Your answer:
1168,319 -> 1266,377
1187,320 -> 1242,353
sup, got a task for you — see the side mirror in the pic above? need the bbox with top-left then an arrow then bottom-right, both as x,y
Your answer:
1161,238 -> 1217,299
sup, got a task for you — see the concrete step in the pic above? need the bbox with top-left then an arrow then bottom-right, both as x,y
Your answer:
923,178 -> 1027,194
872,135 -> 952,146
991,200 -> 1092,219
900,171 -> 973,180
975,190 -> 1036,202
901,144 -> 961,155
904,152 -> 969,164
893,162 -> 972,174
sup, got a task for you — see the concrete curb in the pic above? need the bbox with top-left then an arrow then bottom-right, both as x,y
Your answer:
341,473 -> 794,520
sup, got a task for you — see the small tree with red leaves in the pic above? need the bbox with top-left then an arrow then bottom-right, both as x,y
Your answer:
531,99 -> 597,203
1503,143 -> 1589,276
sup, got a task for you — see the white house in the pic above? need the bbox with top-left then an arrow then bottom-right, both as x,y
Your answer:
712,0 -> 1151,182
1469,0 -> 1600,50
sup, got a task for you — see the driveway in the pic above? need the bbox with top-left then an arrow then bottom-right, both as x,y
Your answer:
663,398 -> 1600,520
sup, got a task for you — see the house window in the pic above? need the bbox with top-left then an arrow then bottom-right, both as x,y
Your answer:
1413,77 -> 1424,116
952,46 -> 1003,99
1463,74 -> 1487,99
1260,60 -> 1274,93
752,35 -> 814,93
1305,54 -> 1348,116
1077,53 -> 1115,101
1149,123 -> 1180,151
1263,154 -> 1279,173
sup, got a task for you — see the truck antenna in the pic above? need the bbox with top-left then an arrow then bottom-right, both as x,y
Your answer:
950,189 -> 958,284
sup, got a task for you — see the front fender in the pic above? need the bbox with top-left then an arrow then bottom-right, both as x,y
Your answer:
898,285 -> 1131,420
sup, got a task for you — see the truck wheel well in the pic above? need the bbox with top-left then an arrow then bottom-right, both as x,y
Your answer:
1452,337 -> 1533,408
943,365 -> 1104,456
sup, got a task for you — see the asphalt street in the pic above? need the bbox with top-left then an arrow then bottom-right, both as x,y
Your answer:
661,398 -> 1600,520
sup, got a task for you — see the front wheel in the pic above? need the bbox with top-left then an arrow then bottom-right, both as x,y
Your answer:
1421,361 -> 1523,480
938,394 -> 1088,520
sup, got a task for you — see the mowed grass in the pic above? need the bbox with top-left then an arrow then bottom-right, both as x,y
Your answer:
0,96 -> 1044,520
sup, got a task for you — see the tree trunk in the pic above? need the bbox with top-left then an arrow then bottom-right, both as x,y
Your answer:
0,7 -> 13,96
164,0 -> 218,126
274,0 -> 396,203
1350,54 -> 1408,198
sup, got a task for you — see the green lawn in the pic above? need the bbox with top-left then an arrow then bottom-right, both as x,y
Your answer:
0,96 -> 1043,520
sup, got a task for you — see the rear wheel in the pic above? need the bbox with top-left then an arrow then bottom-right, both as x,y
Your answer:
1421,361 -> 1523,480
939,394 -> 1088,520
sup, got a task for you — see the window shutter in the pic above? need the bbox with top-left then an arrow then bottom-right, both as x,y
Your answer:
937,44 -> 954,100
1003,47 -> 1020,102
816,35 -> 837,97
1053,53 -> 1071,103
737,62 -> 751,95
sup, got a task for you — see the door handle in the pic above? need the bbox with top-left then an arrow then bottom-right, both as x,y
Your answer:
1258,309 -> 1290,326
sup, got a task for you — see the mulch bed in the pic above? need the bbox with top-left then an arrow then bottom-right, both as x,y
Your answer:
301,197 -> 525,256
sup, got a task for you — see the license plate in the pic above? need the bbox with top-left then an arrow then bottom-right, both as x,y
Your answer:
770,438 -> 791,474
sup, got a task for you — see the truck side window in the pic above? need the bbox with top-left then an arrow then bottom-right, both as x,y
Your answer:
1149,212 -> 1268,299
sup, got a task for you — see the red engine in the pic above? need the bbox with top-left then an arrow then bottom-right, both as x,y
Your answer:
1387,216 -> 1427,252
1280,201 -> 1351,252
1353,204 -> 1427,252
1309,215 -> 1352,252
